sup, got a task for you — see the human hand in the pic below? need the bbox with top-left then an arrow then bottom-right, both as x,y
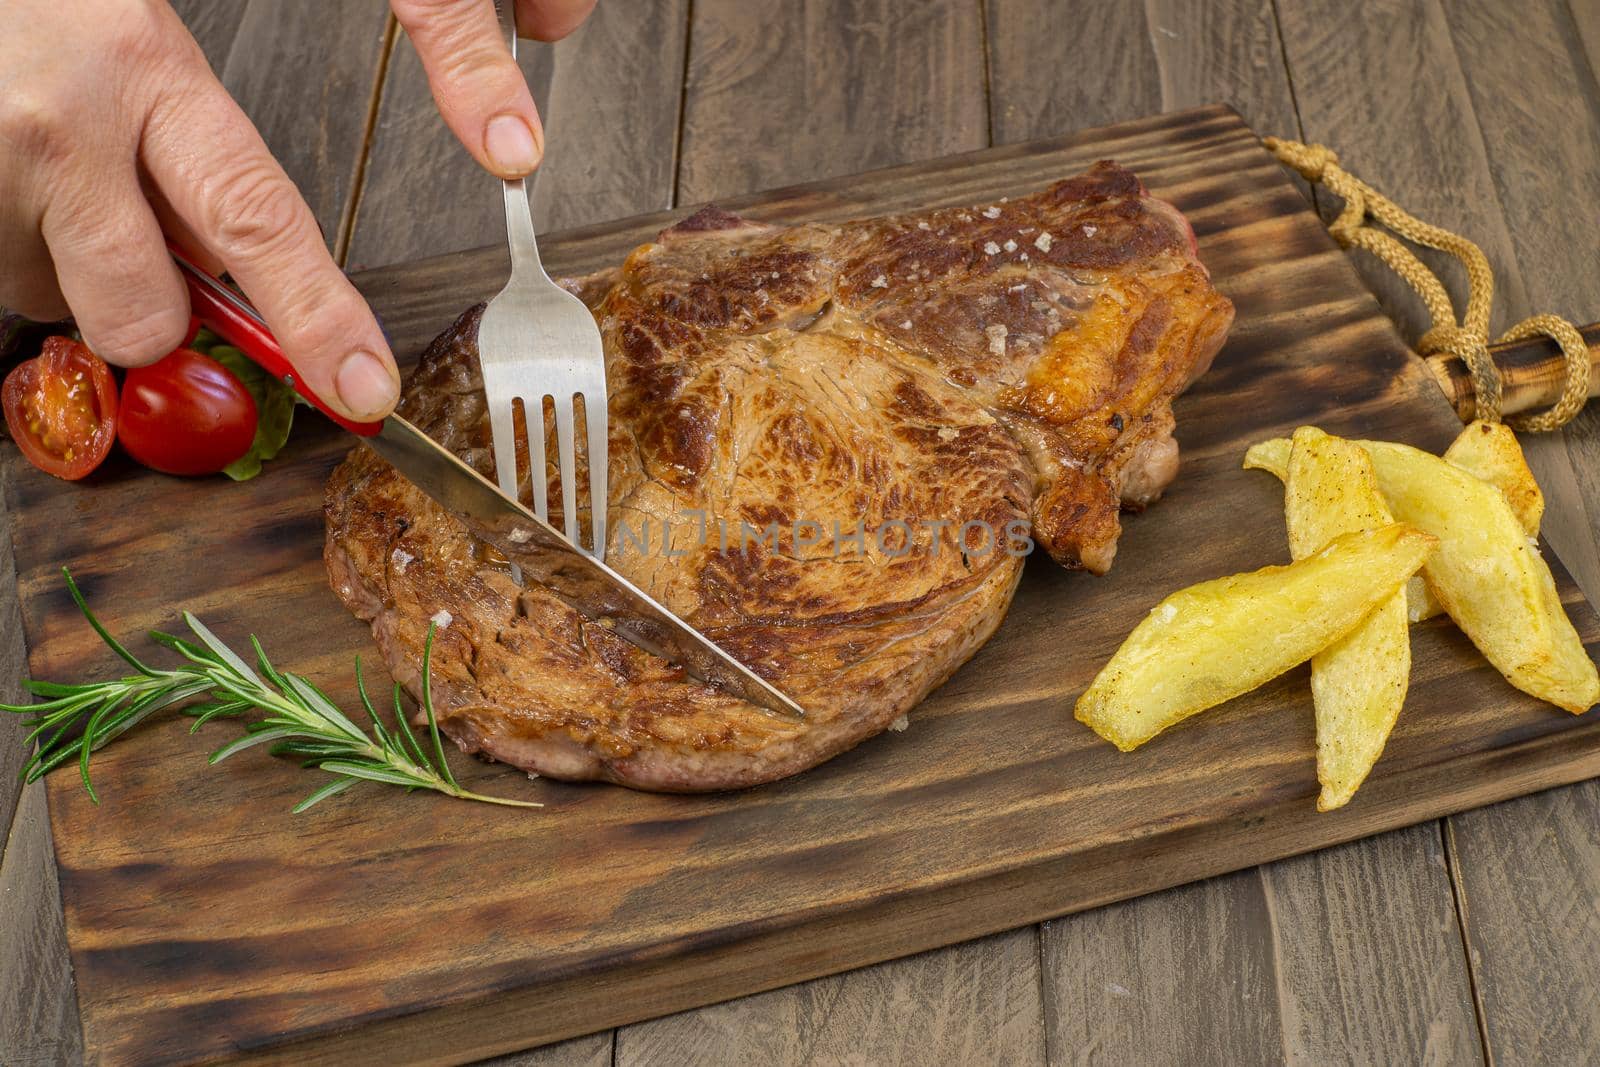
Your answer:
0,0 -> 401,420
390,0 -> 598,178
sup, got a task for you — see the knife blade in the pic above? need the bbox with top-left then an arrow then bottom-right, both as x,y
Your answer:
168,245 -> 806,721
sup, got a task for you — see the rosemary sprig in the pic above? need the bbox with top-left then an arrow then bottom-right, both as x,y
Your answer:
0,569 -> 539,811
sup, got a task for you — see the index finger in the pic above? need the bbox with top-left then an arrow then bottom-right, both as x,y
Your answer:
140,76 -> 399,421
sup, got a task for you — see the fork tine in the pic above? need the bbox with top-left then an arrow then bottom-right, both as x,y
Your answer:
583,391 -> 608,560
552,397 -> 580,546
487,399 -> 520,506
525,395 -> 548,521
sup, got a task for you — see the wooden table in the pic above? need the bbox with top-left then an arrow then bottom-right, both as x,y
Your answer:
3,2 -> 1597,1063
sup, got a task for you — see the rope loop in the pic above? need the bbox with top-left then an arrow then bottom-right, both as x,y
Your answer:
1261,136 -> 1584,430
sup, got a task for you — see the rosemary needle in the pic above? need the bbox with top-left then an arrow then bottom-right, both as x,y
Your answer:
0,568 -> 539,811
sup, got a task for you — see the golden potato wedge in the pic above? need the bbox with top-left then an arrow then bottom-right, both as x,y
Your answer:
1358,439 -> 1599,713
1404,577 -> 1443,624
1248,426 -> 1548,623
1242,437 -> 1291,479
1075,524 -> 1436,752
1444,420 -> 1544,536
1406,423 -> 1542,622
1284,427 -> 1410,811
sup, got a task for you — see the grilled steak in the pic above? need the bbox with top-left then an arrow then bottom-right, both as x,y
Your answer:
324,162 -> 1233,791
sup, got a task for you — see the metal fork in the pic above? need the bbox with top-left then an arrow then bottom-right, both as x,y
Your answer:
478,0 -> 608,558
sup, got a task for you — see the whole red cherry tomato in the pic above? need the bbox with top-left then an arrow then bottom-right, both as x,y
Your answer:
2,336 -> 119,481
118,350 -> 258,476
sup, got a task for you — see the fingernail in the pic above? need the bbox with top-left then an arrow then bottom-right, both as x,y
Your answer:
485,114 -> 541,177
335,350 -> 399,419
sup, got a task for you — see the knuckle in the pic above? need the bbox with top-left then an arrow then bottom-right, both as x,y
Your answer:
391,0 -> 476,32
86,304 -> 190,367
436,42 -> 515,94
394,0 -> 512,83
0,87 -> 71,163
204,164 -> 314,259
43,198 -> 152,265
277,285 -> 371,359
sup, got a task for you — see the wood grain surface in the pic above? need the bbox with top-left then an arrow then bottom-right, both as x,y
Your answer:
5,3 -> 1600,1066
7,104 -> 1600,1066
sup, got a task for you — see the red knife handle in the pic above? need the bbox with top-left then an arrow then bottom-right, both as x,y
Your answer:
167,241 -> 383,437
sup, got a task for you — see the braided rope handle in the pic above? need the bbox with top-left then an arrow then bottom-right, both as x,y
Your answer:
1263,137 -> 1592,432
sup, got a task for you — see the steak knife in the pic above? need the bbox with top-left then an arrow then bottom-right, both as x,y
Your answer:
168,245 -> 806,722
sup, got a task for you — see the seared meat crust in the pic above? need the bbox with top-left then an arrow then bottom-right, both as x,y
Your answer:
324,162 -> 1233,791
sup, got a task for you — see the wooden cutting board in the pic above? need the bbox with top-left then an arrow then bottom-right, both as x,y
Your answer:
10,105 -> 1600,1066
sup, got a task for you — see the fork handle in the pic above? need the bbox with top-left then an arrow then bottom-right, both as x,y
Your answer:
493,1 -> 550,285
503,177 -> 547,282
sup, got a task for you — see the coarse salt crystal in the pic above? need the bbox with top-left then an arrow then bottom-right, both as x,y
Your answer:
983,240 -> 1001,255
1083,223 -> 1098,236
888,715 -> 910,732
900,319 -> 913,329
982,206 -> 1002,219
937,426 -> 959,442
917,220 -> 932,230
430,609 -> 453,629
508,526 -> 533,543
870,274 -> 888,288
985,324 -> 1008,355
1034,232 -> 1053,252
1002,239 -> 1018,252
391,548 -> 414,574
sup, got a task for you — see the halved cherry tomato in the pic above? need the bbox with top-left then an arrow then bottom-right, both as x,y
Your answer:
2,337 -> 119,481
118,350 -> 258,476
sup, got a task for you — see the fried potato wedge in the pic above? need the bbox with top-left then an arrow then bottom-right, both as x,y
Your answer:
1242,437 -> 1291,479
1444,420 -> 1544,535
1404,572 -> 1445,624
1284,427 -> 1410,811
1075,524 -> 1436,751
1245,428 -> 1546,623
1359,440 -> 1599,713
1407,422 -> 1543,621
1248,439 -> 1439,621
1245,428 -> 1543,535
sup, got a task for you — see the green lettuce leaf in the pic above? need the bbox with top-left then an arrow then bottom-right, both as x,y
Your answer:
189,330 -> 299,481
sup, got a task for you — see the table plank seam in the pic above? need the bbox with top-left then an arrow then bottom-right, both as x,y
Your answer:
1442,819 -> 1495,1063
668,0 -> 696,211
336,16 -> 401,268
977,0 -> 997,149
1264,0 -> 1325,216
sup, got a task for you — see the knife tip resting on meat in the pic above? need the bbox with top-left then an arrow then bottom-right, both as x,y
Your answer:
323,160 -> 1235,792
